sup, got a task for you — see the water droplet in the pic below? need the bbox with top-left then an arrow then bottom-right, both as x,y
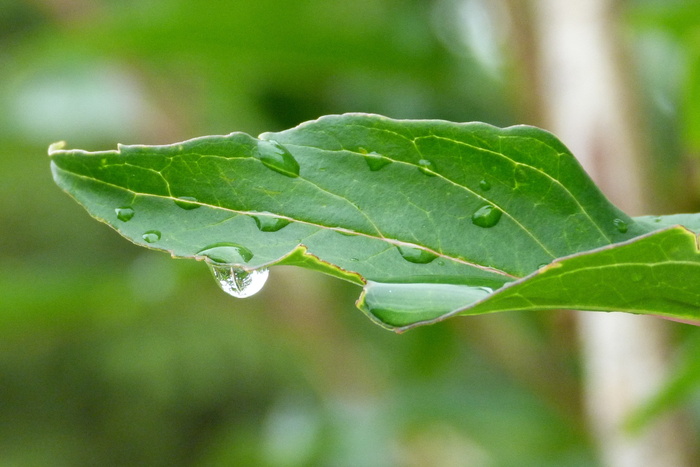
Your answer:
614,218 -> 628,233
364,152 -> 392,171
209,264 -> 269,298
515,165 -> 528,181
653,216 -> 662,223
253,215 -> 291,232
197,243 -> 254,264
479,179 -> 491,191
174,196 -> 201,210
472,205 -> 502,228
397,245 -> 438,264
631,272 -> 643,282
115,207 -> 135,222
256,140 -> 300,178
418,159 -> 437,176
335,229 -> 355,237
142,230 -> 161,243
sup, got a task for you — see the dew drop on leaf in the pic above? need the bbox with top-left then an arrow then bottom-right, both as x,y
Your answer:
174,196 -> 201,210
472,205 -> 502,228
253,215 -> 291,232
115,207 -> 135,222
142,230 -> 161,243
397,245 -> 438,264
479,179 -> 491,191
418,159 -> 437,176
335,229 -> 356,237
514,165 -> 529,184
364,152 -> 392,171
197,243 -> 254,264
614,218 -> 628,233
256,140 -> 300,178
208,264 -> 269,298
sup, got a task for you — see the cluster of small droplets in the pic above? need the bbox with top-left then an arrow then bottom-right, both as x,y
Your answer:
112,140 -> 520,298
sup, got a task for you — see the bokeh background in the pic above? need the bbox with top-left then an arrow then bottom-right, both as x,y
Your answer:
1,0 -> 700,465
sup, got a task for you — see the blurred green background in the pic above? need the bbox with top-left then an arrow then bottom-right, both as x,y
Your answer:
1,0 -> 700,465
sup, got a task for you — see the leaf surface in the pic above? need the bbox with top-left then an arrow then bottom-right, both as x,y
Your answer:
361,226 -> 700,330
49,114 -> 700,330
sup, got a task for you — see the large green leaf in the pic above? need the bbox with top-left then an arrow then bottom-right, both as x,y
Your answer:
49,113 -> 700,331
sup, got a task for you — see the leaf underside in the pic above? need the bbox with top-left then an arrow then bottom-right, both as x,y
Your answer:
49,113 -> 700,331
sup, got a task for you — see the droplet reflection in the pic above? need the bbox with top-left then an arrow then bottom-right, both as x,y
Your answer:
364,152 -> 392,171
175,196 -> 201,210
256,140 -> 300,178
417,159 -> 437,176
253,215 -> 291,232
142,230 -> 161,243
613,218 -> 628,233
209,264 -> 269,298
471,205 -> 502,228
115,207 -> 135,222
197,243 -> 254,264
397,245 -> 438,264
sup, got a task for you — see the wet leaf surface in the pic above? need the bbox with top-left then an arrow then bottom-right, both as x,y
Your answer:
50,114 -> 700,330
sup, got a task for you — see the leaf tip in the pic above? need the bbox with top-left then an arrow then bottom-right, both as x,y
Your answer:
48,141 -> 67,156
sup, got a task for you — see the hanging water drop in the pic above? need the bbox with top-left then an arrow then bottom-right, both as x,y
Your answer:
174,196 -> 201,210
253,215 -> 291,232
209,264 -> 269,298
115,207 -> 135,222
613,218 -> 628,233
472,205 -> 502,228
479,179 -> 491,191
397,245 -> 438,264
364,152 -> 392,171
197,243 -> 254,264
418,159 -> 437,176
142,230 -> 161,243
256,139 -> 300,178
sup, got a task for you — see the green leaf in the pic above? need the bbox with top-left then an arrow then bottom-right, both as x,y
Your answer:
49,114 -> 700,331
361,226 -> 700,330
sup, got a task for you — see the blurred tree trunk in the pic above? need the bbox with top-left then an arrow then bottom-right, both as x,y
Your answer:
510,0 -> 693,465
